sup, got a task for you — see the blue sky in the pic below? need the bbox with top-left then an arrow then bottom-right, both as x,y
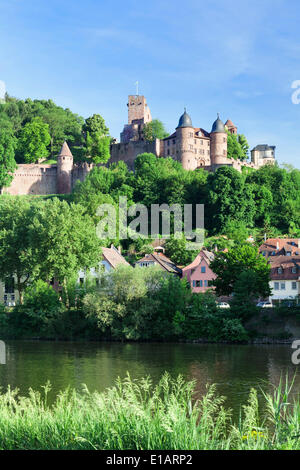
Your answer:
1,0 -> 300,166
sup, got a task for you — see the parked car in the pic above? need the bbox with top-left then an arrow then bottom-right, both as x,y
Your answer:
256,301 -> 273,308
217,302 -> 230,309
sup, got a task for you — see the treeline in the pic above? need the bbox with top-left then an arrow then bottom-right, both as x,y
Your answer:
0,95 -> 111,188
72,153 -> 300,262
1,265 -> 249,342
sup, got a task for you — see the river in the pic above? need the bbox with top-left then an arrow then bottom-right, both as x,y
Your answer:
0,341 -> 299,417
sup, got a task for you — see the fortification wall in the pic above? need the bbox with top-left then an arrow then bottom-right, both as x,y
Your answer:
3,164 -> 58,195
110,140 -> 160,170
72,162 -> 94,188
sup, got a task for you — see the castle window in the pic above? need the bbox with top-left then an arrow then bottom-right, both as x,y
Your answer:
223,138 -> 226,142
173,139 -> 175,144
292,282 -> 297,290
168,140 -> 170,146
201,140 -> 203,145
167,149 -> 170,155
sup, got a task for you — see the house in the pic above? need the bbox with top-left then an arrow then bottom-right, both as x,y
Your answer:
77,245 -> 130,284
0,246 -> 130,305
181,249 -> 216,293
259,238 -> 300,302
135,252 -> 181,275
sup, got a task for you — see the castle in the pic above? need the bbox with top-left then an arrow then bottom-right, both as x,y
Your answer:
2,142 -> 94,196
110,95 -> 276,172
2,94 -> 276,196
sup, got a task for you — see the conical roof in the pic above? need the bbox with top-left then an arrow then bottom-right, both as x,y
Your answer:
177,109 -> 193,128
59,141 -> 73,158
211,114 -> 225,133
225,119 -> 235,128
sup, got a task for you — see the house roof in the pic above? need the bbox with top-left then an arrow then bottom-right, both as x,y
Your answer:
136,253 -> 181,274
181,249 -> 215,273
252,144 -> 276,151
259,238 -> 300,257
225,119 -> 236,128
259,239 -> 300,280
102,246 -> 130,269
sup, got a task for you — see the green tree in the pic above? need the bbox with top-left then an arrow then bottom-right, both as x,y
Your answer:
230,270 -> 261,320
84,114 -> 110,164
227,131 -> 249,161
210,244 -> 271,297
0,196 -> 36,303
206,166 -> 256,233
164,236 -> 198,265
17,117 -> 51,163
143,119 -> 169,141
0,115 -> 17,189
0,197 -> 100,303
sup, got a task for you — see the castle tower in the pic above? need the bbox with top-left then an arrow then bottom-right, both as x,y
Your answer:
210,114 -> 228,170
225,119 -> 237,135
176,109 -> 195,170
120,95 -> 152,143
127,95 -> 152,125
57,141 -> 73,194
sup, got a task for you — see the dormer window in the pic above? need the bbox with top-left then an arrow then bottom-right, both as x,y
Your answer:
286,251 -> 291,256
292,267 -> 297,274
278,267 -> 283,274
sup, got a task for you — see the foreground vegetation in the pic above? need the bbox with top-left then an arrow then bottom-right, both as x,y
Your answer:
0,374 -> 299,450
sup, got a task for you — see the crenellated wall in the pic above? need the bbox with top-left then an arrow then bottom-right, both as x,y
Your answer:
3,164 -> 58,195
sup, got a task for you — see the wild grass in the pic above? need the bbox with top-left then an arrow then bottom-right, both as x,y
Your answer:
0,373 -> 299,450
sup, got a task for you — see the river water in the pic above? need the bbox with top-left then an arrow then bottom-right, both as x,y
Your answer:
0,341 -> 299,417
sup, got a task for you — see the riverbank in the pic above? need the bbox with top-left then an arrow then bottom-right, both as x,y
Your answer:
0,374 -> 299,450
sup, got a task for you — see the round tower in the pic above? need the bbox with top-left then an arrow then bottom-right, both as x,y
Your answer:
57,141 -> 73,194
210,114 -> 228,170
176,109 -> 195,170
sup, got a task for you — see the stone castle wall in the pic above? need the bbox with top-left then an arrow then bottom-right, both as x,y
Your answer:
110,139 -> 161,170
2,161 -> 95,196
3,164 -> 58,196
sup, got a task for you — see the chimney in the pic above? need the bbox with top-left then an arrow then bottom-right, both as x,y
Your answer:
298,239 -> 300,249
118,245 -> 122,254
276,241 -> 279,250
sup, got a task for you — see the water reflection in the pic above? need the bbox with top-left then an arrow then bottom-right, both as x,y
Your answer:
0,341 -> 298,417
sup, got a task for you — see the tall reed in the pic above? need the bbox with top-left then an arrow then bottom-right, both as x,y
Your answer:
0,373 -> 299,450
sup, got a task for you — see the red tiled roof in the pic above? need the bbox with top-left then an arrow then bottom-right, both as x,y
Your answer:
182,249 -> 215,272
102,246 -> 130,269
259,238 -> 300,257
225,119 -> 236,128
259,239 -> 300,280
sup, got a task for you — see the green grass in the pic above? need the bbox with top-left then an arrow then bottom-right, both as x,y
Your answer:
0,373 -> 299,450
